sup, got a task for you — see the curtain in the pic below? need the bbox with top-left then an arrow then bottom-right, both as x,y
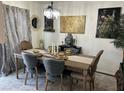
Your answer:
0,4 -> 31,76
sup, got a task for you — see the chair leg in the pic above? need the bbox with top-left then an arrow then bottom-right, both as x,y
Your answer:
82,80 -> 84,89
23,65 -> 25,73
24,72 -> 28,85
45,72 -> 48,91
60,74 -> 63,90
31,73 -> 33,78
15,57 -> 19,79
70,77 -> 73,90
92,79 -> 95,90
35,67 -> 38,90
89,80 -> 92,91
84,80 -> 87,90
45,79 -> 48,91
75,80 -> 78,84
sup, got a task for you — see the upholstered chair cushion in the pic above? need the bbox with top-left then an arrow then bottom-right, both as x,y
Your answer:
42,57 -> 64,81
21,52 -> 38,74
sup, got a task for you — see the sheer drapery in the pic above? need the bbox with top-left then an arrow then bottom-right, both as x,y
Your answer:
0,4 -> 31,76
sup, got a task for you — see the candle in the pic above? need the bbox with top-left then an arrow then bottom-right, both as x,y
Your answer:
57,44 -> 58,53
52,43 -> 54,54
54,44 -> 56,54
53,43 -> 55,55
76,35 -> 77,45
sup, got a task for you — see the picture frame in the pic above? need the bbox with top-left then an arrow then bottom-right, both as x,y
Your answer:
31,15 -> 40,31
60,16 -> 86,34
96,7 -> 121,38
44,16 -> 55,32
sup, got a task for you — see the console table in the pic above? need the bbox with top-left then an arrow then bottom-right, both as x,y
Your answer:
59,45 -> 82,55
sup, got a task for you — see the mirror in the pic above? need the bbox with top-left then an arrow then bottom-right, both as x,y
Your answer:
32,17 -> 37,28
31,15 -> 40,30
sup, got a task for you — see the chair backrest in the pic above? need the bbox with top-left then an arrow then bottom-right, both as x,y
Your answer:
89,50 -> 104,76
42,57 -> 64,76
20,40 -> 32,50
21,52 -> 38,69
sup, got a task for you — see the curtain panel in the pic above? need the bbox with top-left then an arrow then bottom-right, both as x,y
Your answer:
0,2 -> 6,44
0,4 -> 31,76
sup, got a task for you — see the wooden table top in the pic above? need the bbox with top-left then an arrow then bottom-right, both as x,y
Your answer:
14,48 -> 95,71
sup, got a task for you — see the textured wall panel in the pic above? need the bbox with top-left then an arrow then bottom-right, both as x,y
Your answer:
60,16 -> 86,34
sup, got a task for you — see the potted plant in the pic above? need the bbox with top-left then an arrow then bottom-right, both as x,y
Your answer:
113,15 -> 124,91
112,14 -> 124,63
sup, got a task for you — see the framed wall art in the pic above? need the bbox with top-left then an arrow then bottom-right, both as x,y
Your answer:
96,7 -> 121,38
60,16 -> 86,34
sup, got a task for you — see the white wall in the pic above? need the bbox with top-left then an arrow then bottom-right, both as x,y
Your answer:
43,1 -> 123,75
84,1 -> 124,75
2,1 -> 124,75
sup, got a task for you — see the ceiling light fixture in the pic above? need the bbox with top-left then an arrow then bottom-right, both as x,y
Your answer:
43,1 -> 60,20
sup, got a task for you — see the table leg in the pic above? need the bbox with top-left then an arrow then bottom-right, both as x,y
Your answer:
83,70 -> 87,91
15,56 -> 19,79
23,65 -> 25,73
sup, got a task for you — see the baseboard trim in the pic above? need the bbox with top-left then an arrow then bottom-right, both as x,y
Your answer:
96,71 -> 115,77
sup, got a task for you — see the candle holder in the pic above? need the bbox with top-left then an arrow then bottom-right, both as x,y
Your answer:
48,46 -> 52,53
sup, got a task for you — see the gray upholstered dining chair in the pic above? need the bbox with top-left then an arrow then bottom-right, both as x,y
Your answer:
42,57 -> 65,91
21,52 -> 39,90
20,40 -> 33,73
14,40 -> 33,79
70,50 -> 104,90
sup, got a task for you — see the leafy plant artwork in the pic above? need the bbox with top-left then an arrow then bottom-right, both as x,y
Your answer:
96,7 -> 121,38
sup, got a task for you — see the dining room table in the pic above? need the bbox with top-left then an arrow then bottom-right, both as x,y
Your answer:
14,48 -> 95,82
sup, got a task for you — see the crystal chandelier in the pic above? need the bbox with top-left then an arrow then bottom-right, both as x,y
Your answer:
43,1 -> 60,19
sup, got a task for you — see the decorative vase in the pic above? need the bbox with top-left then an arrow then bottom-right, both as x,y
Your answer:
39,40 -> 44,49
